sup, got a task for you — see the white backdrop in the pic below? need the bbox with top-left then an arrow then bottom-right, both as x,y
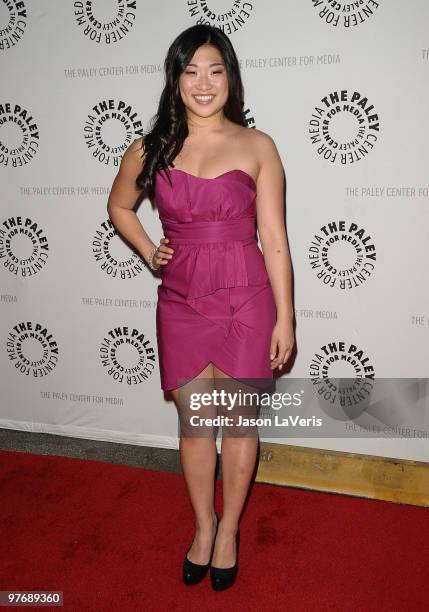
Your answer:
1,0 -> 428,462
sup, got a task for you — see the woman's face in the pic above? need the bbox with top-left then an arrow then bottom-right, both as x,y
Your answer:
179,43 -> 229,120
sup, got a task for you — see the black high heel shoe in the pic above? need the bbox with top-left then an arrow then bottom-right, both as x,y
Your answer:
210,529 -> 240,591
182,512 -> 219,586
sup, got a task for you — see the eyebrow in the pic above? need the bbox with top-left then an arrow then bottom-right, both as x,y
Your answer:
186,62 -> 225,67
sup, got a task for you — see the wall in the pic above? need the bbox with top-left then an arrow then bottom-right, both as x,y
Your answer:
1,0 -> 428,461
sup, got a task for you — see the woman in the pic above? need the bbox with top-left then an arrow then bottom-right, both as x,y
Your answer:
107,24 -> 294,591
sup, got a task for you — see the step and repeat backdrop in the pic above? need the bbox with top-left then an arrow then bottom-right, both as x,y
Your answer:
1,1 -> 428,461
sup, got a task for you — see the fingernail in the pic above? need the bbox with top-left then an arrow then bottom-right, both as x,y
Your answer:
270,354 -> 274,359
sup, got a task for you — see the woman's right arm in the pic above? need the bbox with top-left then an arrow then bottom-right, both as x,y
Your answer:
106,137 -> 160,266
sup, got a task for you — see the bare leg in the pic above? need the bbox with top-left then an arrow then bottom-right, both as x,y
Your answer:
211,365 -> 260,568
170,362 -> 218,564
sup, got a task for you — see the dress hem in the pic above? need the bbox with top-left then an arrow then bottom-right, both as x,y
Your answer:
160,359 -> 274,392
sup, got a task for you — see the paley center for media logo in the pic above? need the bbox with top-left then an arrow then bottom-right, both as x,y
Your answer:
0,215 -> 49,277
308,220 -> 377,289
0,0 -> 28,50
0,102 -> 40,167
74,0 -> 137,44
309,340 -> 375,410
99,325 -> 156,385
7,321 -> 59,377
187,0 -> 254,32
308,89 -> 380,165
92,217 -> 145,278
311,0 -> 380,28
83,99 -> 143,167
310,340 -> 375,379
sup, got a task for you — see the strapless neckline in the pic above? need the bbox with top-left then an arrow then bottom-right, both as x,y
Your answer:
167,167 -> 257,191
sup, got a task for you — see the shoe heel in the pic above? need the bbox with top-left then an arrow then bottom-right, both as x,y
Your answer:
182,511 -> 219,586
210,528 -> 240,591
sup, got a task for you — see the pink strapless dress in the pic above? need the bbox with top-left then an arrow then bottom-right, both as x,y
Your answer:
154,167 -> 277,391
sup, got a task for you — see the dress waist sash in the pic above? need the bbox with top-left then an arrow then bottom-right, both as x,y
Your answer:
158,216 -> 265,303
161,216 -> 256,244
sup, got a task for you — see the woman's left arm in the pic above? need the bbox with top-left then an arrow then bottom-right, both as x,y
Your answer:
254,131 -> 295,370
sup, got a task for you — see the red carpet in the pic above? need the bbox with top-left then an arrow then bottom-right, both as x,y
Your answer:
0,449 -> 428,611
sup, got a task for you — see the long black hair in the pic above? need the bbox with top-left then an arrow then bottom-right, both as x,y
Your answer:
135,24 -> 247,200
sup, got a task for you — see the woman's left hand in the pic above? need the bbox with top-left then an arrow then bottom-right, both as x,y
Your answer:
270,319 -> 295,370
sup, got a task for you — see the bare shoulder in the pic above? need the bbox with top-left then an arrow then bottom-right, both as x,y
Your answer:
248,127 -> 280,158
114,137 -> 145,181
123,136 -> 145,164
131,136 -> 145,151
244,128 -> 283,183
